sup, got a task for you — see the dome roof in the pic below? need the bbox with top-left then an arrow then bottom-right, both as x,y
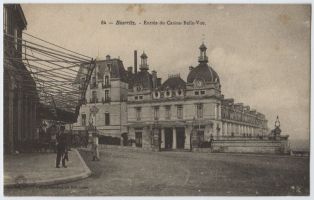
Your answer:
161,76 -> 186,90
187,62 -> 220,83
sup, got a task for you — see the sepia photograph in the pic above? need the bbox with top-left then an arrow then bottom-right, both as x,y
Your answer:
2,3 -> 311,196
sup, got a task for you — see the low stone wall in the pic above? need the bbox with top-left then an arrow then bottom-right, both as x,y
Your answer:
97,144 -> 152,152
95,140 -> 289,155
211,139 -> 289,154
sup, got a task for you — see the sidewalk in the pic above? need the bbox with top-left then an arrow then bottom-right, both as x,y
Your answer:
4,149 -> 91,187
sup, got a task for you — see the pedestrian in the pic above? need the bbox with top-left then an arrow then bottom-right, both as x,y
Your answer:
50,125 -> 58,153
91,131 -> 100,161
56,126 -> 68,168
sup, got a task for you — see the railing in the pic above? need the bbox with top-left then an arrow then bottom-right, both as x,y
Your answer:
90,83 -> 98,89
218,135 -> 269,140
102,84 -> 111,89
90,98 -> 98,103
101,97 -> 111,103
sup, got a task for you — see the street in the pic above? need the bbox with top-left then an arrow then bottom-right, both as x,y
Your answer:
5,149 -> 309,196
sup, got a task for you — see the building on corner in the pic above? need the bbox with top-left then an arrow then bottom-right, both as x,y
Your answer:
72,43 -> 272,152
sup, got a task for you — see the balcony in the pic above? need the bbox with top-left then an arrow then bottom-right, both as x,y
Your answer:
90,98 -> 98,103
102,84 -> 111,89
90,83 -> 98,89
102,97 -> 111,104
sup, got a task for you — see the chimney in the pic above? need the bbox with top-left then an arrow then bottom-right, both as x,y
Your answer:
157,78 -> 162,87
106,55 -> 110,60
152,70 -> 157,89
134,50 -> 137,74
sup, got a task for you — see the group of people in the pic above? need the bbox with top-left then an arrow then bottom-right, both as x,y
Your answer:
54,126 -> 100,168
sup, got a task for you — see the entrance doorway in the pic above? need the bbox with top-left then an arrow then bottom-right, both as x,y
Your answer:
176,127 -> 185,149
164,128 -> 173,149
135,132 -> 142,147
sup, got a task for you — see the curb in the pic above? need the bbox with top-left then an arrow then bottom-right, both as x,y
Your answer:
4,149 -> 92,188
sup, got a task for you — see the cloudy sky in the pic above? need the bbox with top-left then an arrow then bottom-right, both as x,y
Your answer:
21,4 -> 310,146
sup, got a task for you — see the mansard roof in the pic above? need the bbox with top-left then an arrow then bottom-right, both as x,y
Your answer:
97,59 -> 128,82
132,70 -> 153,89
161,75 -> 186,90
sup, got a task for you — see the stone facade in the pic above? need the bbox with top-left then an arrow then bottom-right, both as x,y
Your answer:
73,44 -> 270,151
72,56 -> 128,137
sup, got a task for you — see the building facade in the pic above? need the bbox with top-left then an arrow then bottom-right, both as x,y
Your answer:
73,55 -> 129,139
73,44 -> 268,150
3,4 -> 40,154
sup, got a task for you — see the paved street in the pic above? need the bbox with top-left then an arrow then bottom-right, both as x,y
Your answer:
4,149 -> 309,196
3,149 -> 90,187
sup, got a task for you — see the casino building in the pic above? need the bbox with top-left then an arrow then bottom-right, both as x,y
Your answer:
72,43 -> 268,151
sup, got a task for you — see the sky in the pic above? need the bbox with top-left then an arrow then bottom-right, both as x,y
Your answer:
21,4 -> 311,147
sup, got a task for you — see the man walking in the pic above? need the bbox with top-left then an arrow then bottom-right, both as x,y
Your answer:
56,126 -> 68,168
91,131 -> 100,161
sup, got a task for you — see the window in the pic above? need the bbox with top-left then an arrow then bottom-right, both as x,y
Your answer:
136,107 -> 141,121
135,132 -> 142,147
80,77 -> 86,89
105,90 -> 110,102
107,64 -> 112,71
177,105 -> 183,119
105,113 -> 110,125
198,130 -> 205,143
195,91 -> 199,95
165,106 -> 171,120
201,90 -> 205,95
154,106 -> 159,120
104,76 -> 109,86
91,77 -> 97,88
92,91 -> 98,103
135,96 -> 138,100
139,96 -> 143,100
196,104 -> 203,118
81,114 -> 86,126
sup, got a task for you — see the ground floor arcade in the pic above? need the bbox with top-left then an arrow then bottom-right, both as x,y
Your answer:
128,120 -> 222,150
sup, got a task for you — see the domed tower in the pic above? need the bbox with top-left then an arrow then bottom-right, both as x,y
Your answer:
128,51 -> 154,100
187,43 -> 220,87
186,43 -> 223,141
198,42 -> 208,63
140,52 -> 149,71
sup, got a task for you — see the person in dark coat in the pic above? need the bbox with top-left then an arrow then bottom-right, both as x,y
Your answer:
56,126 -> 68,168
